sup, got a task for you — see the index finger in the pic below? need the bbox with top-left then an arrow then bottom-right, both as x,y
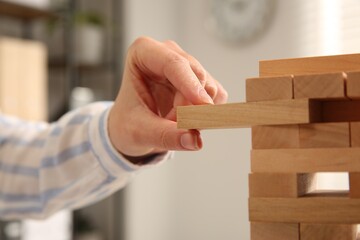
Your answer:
130,37 -> 214,105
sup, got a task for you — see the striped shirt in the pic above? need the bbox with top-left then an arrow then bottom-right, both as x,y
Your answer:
0,102 -> 172,220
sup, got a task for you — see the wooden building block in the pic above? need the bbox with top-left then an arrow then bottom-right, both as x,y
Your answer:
177,99 -> 321,129
346,71 -> 360,99
299,122 -> 350,148
246,76 -> 293,102
350,122 -> 360,147
321,100 -> 360,122
251,148 -> 360,173
300,223 -> 357,240
259,53 -> 360,77
252,125 -> 299,149
249,173 -> 316,198
249,193 -> 360,223
293,73 -> 345,99
251,222 -> 299,240
349,173 -> 360,198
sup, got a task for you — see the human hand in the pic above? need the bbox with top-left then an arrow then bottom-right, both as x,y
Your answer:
108,37 -> 228,160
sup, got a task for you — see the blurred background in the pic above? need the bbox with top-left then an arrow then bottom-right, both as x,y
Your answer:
0,0 -> 360,239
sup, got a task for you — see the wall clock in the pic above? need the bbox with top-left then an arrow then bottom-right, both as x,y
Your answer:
207,0 -> 276,44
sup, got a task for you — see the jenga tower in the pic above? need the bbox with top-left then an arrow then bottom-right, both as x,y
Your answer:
177,53 -> 360,239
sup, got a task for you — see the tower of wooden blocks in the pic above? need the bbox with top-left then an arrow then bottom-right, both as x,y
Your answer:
178,53 -> 360,239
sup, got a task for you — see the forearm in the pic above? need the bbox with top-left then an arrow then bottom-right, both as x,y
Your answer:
0,102 -> 172,220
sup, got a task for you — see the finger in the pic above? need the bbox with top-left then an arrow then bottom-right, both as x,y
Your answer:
213,79 -> 229,104
131,37 -> 213,105
163,40 -> 207,87
137,108 -> 203,151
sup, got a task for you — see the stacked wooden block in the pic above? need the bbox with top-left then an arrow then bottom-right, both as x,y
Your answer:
248,54 -> 360,240
177,54 -> 360,239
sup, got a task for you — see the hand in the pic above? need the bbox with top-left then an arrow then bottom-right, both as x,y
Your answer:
108,37 -> 228,159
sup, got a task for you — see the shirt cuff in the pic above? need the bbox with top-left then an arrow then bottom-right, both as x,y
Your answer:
88,104 -> 173,176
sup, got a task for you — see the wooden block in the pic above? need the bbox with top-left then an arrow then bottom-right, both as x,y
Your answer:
249,173 -> 316,198
294,73 -> 345,99
251,222 -> 299,240
346,71 -> 360,99
252,125 -> 299,149
251,148 -> 360,173
349,173 -> 360,198
322,100 -> 360,122
350,122 -> 360,147
246,76 -> 293,102
299,123 -> 350,148
259,53 -> 360,77
300,223 -> 357,240
249,193 -> 360,223
177,99 -> 321,129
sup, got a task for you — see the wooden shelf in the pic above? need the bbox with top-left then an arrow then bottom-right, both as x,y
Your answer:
0,1 -> 57,20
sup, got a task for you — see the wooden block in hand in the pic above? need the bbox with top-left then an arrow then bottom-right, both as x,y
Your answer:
299,123 -> 350,148
177,99 -> 321,129
346,71 -> 360,99
252,125 -> 299,149
350,122 -> 360,147
251,222 -> 300,240
294,73 -> 345,99
249,173 -> 316,198
259,53 -> 360,77
249,194 -> 360,223
300,223 -> 357,240
246,76 -> 293,102
349,173 -> 360,198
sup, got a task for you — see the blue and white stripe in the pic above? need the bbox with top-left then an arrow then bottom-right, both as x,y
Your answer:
0,102 -> 171,220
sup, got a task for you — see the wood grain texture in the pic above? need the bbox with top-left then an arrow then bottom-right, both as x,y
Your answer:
251,222 -> 300,240
249,194 -> 360,223
251,148 -> 360,173
259,54 -> 360,77
246,76 -> 293,102
346,71 -> 360,99
177,99 -> 320,129
252,125 -> 299,149
299,123 -> 350,148
249,173 -> 316,198
294,73 -> 345,99
300,224 -> 357,240
349,173 -> 360,198
350,122 -> 360,147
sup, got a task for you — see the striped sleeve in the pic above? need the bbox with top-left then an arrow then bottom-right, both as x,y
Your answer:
0,102 -> 173,220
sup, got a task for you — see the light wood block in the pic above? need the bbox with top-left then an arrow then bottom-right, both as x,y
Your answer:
249,193 -> 360,223
252,125 -> 299,149
294,73 -> 345,99
177,99 -> 321,129
346,71 -> 360,99
251,222 -> 299,240
300,223 -> 357,240
251,148 -> 360,173
299,123 -> 350,148
259,53 -> 360,77
349,173 -> 360,198
350,122 -> 360,147
246,76 -> 293,102
249,173 -> 316,198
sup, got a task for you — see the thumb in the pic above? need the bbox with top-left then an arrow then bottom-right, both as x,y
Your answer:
142,113 -> 202,151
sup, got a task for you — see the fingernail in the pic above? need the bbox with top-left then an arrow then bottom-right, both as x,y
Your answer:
199,88 -> 214,104
181,133 -> 198,150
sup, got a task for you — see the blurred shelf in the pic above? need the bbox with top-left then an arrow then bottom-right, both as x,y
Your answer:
0,1 -> 57,20
49,59 -> 112,72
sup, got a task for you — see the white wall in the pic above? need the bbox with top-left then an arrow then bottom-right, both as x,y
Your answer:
122,0 -> 357,239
